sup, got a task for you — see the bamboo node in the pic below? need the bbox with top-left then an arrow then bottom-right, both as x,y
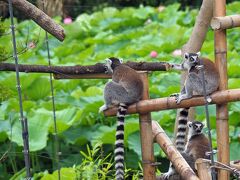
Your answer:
215,50 -> 227,55
139,119 -> 151,123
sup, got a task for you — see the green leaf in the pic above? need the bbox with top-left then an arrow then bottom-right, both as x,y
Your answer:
41,167 -> 77,180
230,141 -> 240,161
10,113 -> 51,151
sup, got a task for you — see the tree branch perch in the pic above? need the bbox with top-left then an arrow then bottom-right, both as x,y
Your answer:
1,0 -> 65,41
0,61 -> 170,78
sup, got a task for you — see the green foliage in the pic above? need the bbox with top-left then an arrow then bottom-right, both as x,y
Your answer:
0,2 -> 240,178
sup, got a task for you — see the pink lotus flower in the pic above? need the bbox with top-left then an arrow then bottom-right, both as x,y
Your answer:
28,41 -> 36,49
150,51 -> 158,58
64,17 -> 72,24
172,49 -> 182,57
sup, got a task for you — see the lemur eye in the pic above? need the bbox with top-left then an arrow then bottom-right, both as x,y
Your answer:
190,57 -> 195,62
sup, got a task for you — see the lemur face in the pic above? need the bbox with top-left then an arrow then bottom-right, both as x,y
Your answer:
188,121 -> 204,134
184,52 -> 200,66
105,57 -> 123,71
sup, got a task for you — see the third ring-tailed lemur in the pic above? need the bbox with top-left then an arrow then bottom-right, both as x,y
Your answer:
99,57 -> 143,180
162,120 -> 210,179
171,52 -> 219,104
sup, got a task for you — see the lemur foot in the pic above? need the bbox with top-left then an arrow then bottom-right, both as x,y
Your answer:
99,104 -> 108,113
175,95 -> 182,104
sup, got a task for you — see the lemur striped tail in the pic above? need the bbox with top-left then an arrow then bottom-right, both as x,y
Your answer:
175,108 -> 189,152
115,103 -> 127,180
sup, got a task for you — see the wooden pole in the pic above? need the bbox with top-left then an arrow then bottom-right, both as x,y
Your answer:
195,159 -> 212,180
139,72 -> 156,180
213,0 -> 230,179
152,121 -> 199,180
211,15 -> 240,30
104,89 -> 240,116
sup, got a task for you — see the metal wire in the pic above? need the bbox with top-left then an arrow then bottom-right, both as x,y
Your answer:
42,0 -> 61,179
8,0 -> 31,178
198,60 -> 217,180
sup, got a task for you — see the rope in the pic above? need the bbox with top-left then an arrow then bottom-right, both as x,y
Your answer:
198,59 -> 217,180
42,0 -> 61,179
8,0 -> 31,178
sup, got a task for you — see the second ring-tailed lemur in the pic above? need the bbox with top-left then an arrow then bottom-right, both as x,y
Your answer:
99,57 -> 143,180
171,52 -> 219,104
162,120 -> 210,179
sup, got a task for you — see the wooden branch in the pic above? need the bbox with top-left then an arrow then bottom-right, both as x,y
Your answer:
104,89 -> 240,116
211,15 -> 240,30
0,62 -> 170,75
214,0 -> 230,180
1,0 -> 65,41
181,0 -> 213,55
152,121 -> 199,180
195,159 -> 212,180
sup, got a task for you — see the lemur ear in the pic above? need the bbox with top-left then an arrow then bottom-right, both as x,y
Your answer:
196,52 -> 201,57
184,53 -> 189,59
119,58 -> 123,63
105,58 -> 112,64
187,121 -> 192,127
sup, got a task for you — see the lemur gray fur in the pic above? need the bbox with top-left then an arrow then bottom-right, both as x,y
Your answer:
162,120 -> 210,180
171,52 -> 220,104
99,57 -> 143,180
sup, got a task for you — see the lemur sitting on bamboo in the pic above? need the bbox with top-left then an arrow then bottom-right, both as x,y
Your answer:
170,52 -> 219,104
99,57 -> 143,180
162,117 -> 211,179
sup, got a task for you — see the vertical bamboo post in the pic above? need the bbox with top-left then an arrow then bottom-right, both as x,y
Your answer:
139,72 -> 156,180
195,159 -> 212,180
213,0 -> 230,179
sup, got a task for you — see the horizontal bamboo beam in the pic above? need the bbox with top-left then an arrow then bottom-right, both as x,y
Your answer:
0,62 -> 170,76
104,88 -> 240,116
152,121 -> 199,180
1,0 -> 65,41
211,15 -> 240,30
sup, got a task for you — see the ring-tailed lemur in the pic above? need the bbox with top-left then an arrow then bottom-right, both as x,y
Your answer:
171,52 -> 219,104
162,119 -> 210,179
99,57 -> 143,180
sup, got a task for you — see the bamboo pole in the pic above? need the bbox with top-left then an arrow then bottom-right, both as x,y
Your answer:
0,0 -> 65,41
139,73 -> 156,180
152,121 -> 199,180
213,0 -> 230,179
211,15 -> 240,30
195,159 -> 212,180
104,89 -> 240,116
